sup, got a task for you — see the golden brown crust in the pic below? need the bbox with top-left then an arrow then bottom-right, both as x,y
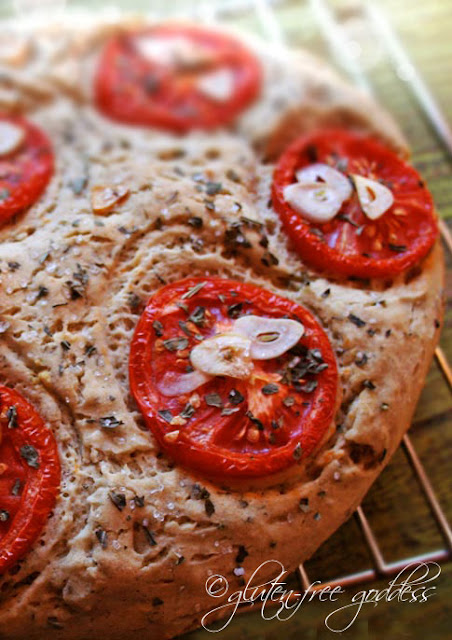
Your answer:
0,14 -> 444,640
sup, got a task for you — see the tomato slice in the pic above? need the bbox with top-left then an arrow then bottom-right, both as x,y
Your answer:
272,129 -> 439,279
0,115 -> 54,225
94,24 -> 261,132
0,386 -> 60,574
129,277 -> 338,480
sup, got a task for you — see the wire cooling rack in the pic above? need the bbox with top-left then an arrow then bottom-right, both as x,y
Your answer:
5,0 -> 452,607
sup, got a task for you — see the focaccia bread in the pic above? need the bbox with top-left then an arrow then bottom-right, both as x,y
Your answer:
0,14 -> 444,640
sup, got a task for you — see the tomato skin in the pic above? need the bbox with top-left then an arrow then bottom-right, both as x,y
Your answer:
129,277 -> 339,480
94,24 -> 262,132
0,386 -> 60,574
272,129 -> 439,279
0,115 -> 54,225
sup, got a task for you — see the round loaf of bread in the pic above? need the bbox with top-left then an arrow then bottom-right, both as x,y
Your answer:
0,13 -> 444,639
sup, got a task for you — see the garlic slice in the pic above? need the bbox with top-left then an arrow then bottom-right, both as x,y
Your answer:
157,370 -> 211,397
284,163 -> 352,224
234,316 -> 304,360
0,122 -> 25,156
91,185 -> 129,215
196,68 -> 235,102
296,164 -> 352,202
135,35 -> 212,70
190,333 -> 253,379
351,174 -> 394,220
282,183 -> 342,224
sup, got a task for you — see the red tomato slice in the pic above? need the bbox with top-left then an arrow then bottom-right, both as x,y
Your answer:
0,115 -> 54,225
0,386 -> 60,574
94,24 -> 261,132
272,129 -> 439,279
129,277 -> 338,480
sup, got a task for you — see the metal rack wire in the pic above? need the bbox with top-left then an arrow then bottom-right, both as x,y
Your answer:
212,0 -> 452,598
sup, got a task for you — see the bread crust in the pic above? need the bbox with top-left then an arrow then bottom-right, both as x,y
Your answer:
0,14 -> 444,640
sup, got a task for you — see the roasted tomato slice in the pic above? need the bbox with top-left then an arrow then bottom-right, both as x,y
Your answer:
129,277 -> 338,479
0,386 -> 60,574
272,129 -> 439,279
94,23 -> 261,132
0,115 -> 54,225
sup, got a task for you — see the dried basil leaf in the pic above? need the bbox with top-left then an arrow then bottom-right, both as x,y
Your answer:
95,527 -> 108,549
261,383 -> 279,395
188,306 -> 206,327
142,524 -> 157,546
205,498 -> 215,517
293,443 -> 303,460
152,320 -> 164,337
188,216 -> 203,228
11,479 -> 22,496
181,282 -> 206,299
109,491 -> 126,511
299,380 -> 318,393
388,243 -> 407,253
163,337 -> 188,352
245,411 -> 264,431
6,405 -> 17,429
158,410 -> 173,423
229,389 -> 244,405
221,407 -> 240,416
348,313 -> 366,328
180,403 -> 195,420
205,393 -> 223,408
205,181 -> 222,196
227,302 -> 243,319
235,545 -> 249,564
20,445 -> 39,469
99,416 -> 124,429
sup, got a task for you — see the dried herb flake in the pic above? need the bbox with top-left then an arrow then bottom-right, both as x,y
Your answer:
99,416 -> 124,429
205,393 -> 223,408
20,445 -> 39,469
109,491 -> 126,511
348,313 -> 366,328
262,383 -> 279,395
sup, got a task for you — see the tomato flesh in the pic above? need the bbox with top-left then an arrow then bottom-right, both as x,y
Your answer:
0,115 -> 54,225
272,129 -> 439,278
129,277 -> 338,479
95,24 -> 261,132
0,386 -> 60,574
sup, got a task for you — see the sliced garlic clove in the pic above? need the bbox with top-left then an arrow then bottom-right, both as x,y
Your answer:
135,35 -> 180,65
91,184 -> 129,215
234,316 -> 304,360
284,163 -> 353,224
157,370 -> 212,397
196,68 -> 235,102
135,35 -> 212,70
351,174 -> 394,220
296,163 -> 352,202
283,182 -> 344,223
190,333 -> 253,379
0,122 -> 25,156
